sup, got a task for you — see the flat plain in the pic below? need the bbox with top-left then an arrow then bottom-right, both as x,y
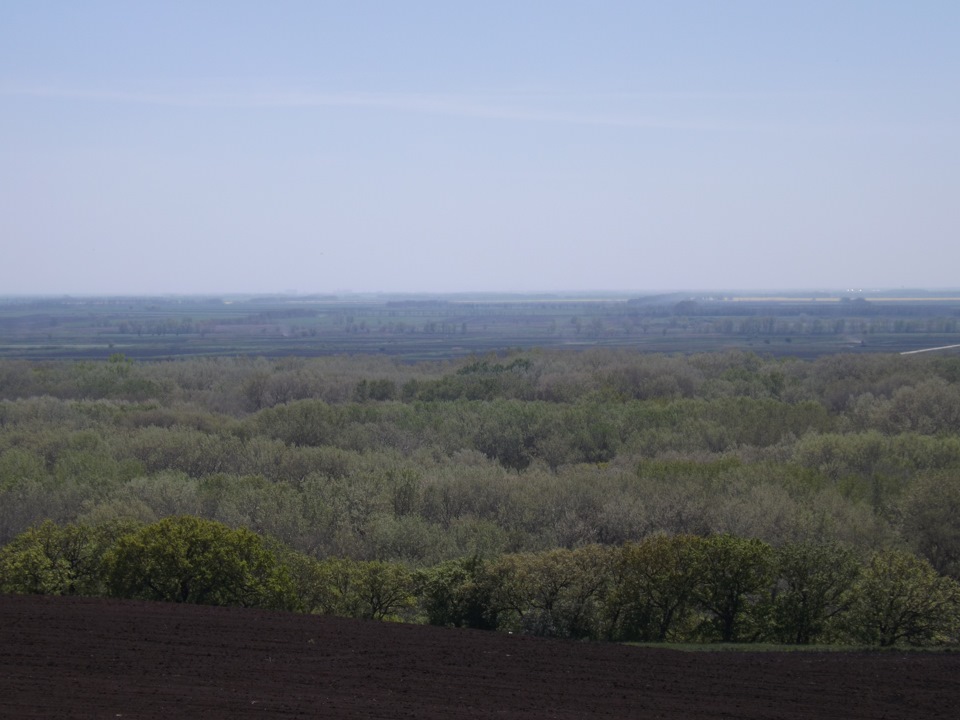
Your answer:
3,291 -> 960,361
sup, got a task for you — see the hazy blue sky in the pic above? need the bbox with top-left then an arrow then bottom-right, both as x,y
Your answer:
2,1 -> 958,295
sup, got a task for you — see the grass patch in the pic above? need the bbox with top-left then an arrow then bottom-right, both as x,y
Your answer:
625,642 -> 958,653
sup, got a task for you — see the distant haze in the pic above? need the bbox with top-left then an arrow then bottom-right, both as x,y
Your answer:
2,2 -> 958,295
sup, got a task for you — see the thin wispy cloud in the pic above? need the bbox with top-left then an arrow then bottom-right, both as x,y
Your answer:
1,84 -> 749,131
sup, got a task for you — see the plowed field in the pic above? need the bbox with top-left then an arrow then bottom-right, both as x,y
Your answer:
2,594 -> 959,718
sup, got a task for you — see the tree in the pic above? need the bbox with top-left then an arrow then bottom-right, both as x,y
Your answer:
105,516 -> 293,609
844,550 -> 960,646
770,542 -> 859,644
0,520 -> 121,596
693,535 -> 774,642
270,546 -> 336,615
490,546 -> 615,639
901,473 -> 960,579
313,557 -> 416,621
474,400 -> 543,472
416,556 -> 500,630
351,560 -> 417,621
612,534 -> 704,642
542,402 -> 620,468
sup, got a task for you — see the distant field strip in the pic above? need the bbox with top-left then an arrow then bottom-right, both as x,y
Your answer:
901,344 -> 960,355
731,297 -> 960,303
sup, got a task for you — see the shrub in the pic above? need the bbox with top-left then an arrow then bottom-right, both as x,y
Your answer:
843,550 -> 960,646
105,516 -> 293,609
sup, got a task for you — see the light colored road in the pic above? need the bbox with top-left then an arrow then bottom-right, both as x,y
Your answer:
900,344 -> 960,355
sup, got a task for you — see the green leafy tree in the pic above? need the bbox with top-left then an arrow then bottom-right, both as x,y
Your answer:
351,560 -> 417,621
416,556 -> 501,630
267,545 -> 337,615
490,546 -> 615,639
0,520 -> 122,596
844,550 -> 960,646
693,534 -> 774,642
770,542 -> 859,644
314,557 -> 416,621
254,400 -> 342,447
901,473 -> 960,579
475,400 -> 544,472
536,403 -> 621,469
105,516 -> 293,609
612,534 -> 705,642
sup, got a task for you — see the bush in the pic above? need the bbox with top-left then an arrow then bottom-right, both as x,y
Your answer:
843,550 -> 960,646
105,516 -> 293,609
417,556 -> 501,630
0,520 -> 126,596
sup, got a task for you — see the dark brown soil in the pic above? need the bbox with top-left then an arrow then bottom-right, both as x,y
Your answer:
2,594 -> 959,719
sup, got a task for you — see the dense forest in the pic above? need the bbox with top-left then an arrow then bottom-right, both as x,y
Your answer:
2,349 -> 959,645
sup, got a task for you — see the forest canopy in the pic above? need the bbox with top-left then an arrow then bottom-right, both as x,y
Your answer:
1,349 -> 960,645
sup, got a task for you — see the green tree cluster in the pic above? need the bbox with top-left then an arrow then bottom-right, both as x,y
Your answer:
4,520 -> 960,647
1,350 -> 960,586
105,516 -> 292,608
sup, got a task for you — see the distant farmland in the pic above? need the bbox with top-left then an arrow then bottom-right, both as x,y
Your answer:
1,290 -> 959,360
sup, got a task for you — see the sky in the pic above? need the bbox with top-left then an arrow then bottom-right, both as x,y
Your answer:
1,1 -> 958,295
